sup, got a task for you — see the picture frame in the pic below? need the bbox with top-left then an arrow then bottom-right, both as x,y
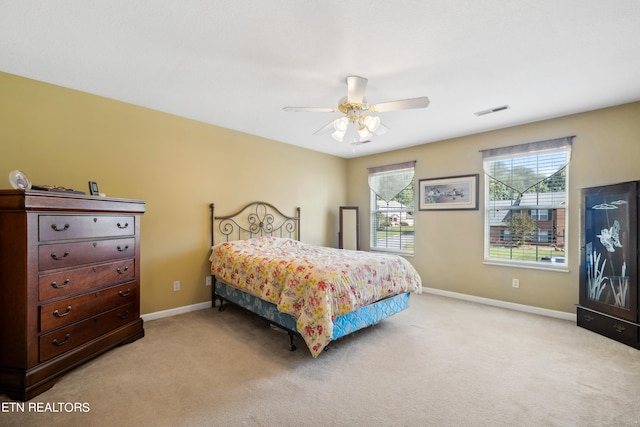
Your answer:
418,174 -> 479,211
88,181 -> 100,196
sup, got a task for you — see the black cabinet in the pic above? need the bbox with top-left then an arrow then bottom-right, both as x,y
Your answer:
577,181 -> 639,348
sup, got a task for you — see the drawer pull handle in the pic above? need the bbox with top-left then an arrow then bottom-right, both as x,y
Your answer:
613,324 -> 626,333
116,266 -> 129,274
117,222 -> 129,229
53,334 -> 71,346
51,279 -> 70,289
53,306 -> 72,317
51,223 -> 70,232
117,245 -> 129,252
118,310 -> 130,319
119,289 -> 131,297
51,251 -> 70,260
584,315 -> 594,322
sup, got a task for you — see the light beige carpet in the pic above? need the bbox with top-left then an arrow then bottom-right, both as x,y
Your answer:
2,293 -> 640,426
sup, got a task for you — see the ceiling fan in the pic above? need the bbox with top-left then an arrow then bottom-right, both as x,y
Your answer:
283,76 -> 430,144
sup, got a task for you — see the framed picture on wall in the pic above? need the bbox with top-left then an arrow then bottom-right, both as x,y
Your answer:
418,174 -> 479,211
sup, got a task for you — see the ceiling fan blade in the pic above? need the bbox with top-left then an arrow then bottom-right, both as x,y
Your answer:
374,122 -> 389,135
283,107 -> 337,113
369,96 -> 430,113
347,76 -> 368,104
313,120 -> 337,135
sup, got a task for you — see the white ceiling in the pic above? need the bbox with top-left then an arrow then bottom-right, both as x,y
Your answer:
2,1 -> 640,158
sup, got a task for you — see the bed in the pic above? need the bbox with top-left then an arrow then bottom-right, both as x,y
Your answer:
209,201 -> 422,357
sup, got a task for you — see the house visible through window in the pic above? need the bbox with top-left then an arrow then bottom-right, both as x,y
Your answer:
368,161 -> 415,255
482,137 -> 573,267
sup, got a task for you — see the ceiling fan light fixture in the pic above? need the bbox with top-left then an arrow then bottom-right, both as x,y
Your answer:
332,130 -> 346,142
358,125 -> 372,141
363,115 -> 380,132
334,117 -> 349,132
284,75 -> 430,145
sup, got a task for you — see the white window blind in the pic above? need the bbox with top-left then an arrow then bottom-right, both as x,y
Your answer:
368,161 -> 416,254
482,137 -> 573,267
482,136 -> 573,195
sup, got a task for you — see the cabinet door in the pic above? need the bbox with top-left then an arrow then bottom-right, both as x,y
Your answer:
580,181 -> 637,322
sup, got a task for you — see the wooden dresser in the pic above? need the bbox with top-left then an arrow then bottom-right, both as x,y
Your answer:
0,190 -> 145,400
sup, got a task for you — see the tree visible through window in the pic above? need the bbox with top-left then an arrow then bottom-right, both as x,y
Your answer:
482,137 -> 573,267
368,161 -> 415,254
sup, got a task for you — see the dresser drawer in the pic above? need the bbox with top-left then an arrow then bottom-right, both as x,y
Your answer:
40,282 -> 137,332
38,237 -> 135,271
577,307 -> 639,347
39,215 -> 135,242
39,302 -> 135,362
39,258 -> 135,301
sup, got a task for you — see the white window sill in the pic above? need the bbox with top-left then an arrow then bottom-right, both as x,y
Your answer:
370,248 -> 414,257
483,259 -> 569,273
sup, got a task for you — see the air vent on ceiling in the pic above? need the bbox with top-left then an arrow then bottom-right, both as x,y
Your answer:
474,105 -> 510,116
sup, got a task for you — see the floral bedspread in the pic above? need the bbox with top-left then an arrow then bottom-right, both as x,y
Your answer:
209,236 -> 422,357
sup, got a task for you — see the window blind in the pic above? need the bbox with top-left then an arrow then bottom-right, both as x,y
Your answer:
481,136 -> 573,195
368,161 -> 416,202
368,161 -> 416,254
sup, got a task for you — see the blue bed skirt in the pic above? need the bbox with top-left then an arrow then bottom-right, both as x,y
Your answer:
214,279 -> 411,341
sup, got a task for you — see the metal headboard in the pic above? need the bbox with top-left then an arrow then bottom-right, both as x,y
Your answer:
210,201 -> 300,246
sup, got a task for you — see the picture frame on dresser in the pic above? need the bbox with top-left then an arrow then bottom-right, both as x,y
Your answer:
0,189 -> 146,401
88,180 -> 100,196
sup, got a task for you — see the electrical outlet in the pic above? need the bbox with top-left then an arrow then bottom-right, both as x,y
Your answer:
512,278 -> 520,288
173,280 -> 181,291
205,276 -> 212,286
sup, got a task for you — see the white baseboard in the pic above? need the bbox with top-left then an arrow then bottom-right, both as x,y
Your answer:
422,287 -> 576,321
141,289 -> 577,323
141,301 -> 211,322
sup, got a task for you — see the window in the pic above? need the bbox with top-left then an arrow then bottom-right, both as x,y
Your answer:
368,161 -> 415,255
529,209 -> 550,221
482,137 -> 573,267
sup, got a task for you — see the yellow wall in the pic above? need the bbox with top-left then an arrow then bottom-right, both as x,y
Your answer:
3,71 -> 639,316
0,72 -> 348,314
347,102 -> 640,313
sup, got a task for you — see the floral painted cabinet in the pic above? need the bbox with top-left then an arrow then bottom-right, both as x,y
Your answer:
577,181 -> 639,349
